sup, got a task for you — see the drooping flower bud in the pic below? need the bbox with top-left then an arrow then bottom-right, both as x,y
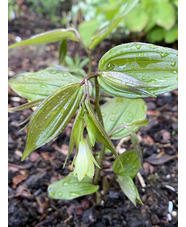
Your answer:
74,139 -> 100,181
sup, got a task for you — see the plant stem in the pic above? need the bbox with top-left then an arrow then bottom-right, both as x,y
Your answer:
88,53 -> 92,74
93,77 -> 106,186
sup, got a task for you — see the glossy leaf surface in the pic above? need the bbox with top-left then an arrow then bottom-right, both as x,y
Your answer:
22,83 -> 83,160
98,42 -> 178,97
101,97 -> 147,139
8,99 -> 44,112
117,175 -> 142,206
9,28 -> 80,49
113,149 -> 140,178
89,0 -> 139,50
59,39 -> 67,65
84,100 -> 122,168
48,173 -> 99,200
8,67 -> 80,101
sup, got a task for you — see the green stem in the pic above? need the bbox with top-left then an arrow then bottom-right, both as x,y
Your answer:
88,53 -> 92,74
93,77 -> 105,186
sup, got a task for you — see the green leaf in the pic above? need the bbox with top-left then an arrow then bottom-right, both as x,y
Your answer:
124,3 -> 149,32
78,19 -> 100,47
84,99 -> 123,168
117,175 -> 142,206
113,149 -> 140,178
63,106 -> 84,167
59,39 -> 67,65
129,130 -> 143,167
8,67 -> 81,101
164,24 -> 178,43
21,83 -> 83,161
101,97 -> 147,139
8,99 -> 44,112
147,27 -> 165,43
9,28 -> 80,49
48,172 -> 99,200
89,0 -> 139,50
98,42 -> 178,97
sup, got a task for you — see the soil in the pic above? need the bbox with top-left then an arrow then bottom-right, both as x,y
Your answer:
8,15 -> 178,227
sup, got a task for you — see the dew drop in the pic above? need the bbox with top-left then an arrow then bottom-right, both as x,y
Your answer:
160,53 -> 169,58
107,63 -> 114,70
112,110 -> 118,114
58,192 -> 62,197
131,65 -> 135,70
48,187 -> 56,196
171,61 -> 176,67
129,112 -> 133,117
102,112 -> 106,117
142,75 -> 150,81
135,44 -> 141,50
110,117 -> 116,121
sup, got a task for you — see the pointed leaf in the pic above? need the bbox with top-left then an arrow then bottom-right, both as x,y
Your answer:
98,42 -> 178,97
101,97 -> 147,139
117,175 -> 141,206
48,172 -> 99,200
84,100 -> 123,168
8,67 -> 81,101
8,99 -> 44,112
130,130 -> 143,167
22,83 -> 83,160
113,149 -> 140,178
9,28 -> 80,49
89,0 -> 139,50
59,39 -> 67,65
63,106 -> 84,167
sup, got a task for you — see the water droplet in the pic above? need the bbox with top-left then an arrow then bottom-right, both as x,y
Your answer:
48,187 -> 56,196
112,110 -> 118,114
107,63 -> 114,70
131,65 -> 135,70
110,117 -> 115,121
135,44 -> 141,50
171,62 -> 176,67
160,53 -> 169,58
129,112 -> 133,117
63,73 -> 68,77
102,112 -> 106,117
58,192 -> 62,197
142,75 -> 150,81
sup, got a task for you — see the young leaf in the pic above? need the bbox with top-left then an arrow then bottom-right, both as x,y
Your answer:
113,149 -> 140,179
84,100 -> 123,168
129,130 -> 143,167
98,42 -> 178,97
101,97 -> 147,139
22,83 -> 83,161
48,172 -> 99,200
8,67 -> 80,101
117,175 -> 142,206
63,106 -> 84,167
89,0 -> 139,50
9,28 -> 80,49
8,99 -> 44,112
59,39 -> 67,65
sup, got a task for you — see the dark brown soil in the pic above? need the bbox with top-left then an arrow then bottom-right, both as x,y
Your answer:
8,15 -> 178,227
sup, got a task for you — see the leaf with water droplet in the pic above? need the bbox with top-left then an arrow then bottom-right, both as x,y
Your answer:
101,97 -> 147,139
21,83 -> 83,161
117,175 -> 142,206
113,149 -> 140,178
8,67 -> 81,101
48,172 -> 99,200
98,42 -> 178,97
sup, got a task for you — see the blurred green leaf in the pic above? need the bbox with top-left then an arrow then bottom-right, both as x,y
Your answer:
164,24 -> 178,43
78,19 -> 100,47
9,28 -> 80,49
101,97 -> 147,139
48,172 -> 99,200
98,42 -> 178,98
124,3 -> 148,32
113,149 -> 140,178
89,0 -> 139,50
22,83 -> 83,161
117,175 -> 142,206
8,67 -> 80,101
59,39 -> 67,65
147,27 -> 165,43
